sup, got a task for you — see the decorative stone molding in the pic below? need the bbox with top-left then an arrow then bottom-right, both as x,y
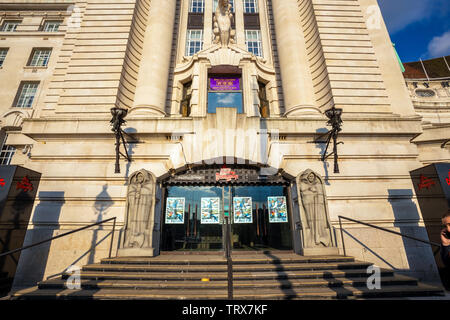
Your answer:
171,44 -> 278,117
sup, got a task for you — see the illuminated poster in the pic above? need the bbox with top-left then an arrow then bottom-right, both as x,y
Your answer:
268,196 -> 288,223
209,77 -> 240,91
201,197 -> 221,224
165,197 -> 185,224
233,197 -> 252,224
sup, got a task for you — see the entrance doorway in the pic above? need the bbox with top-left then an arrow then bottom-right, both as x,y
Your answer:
161,184 -> 293,251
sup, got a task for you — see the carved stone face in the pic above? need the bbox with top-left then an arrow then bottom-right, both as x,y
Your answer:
307,172 -> 316,183
136,173 -> 144,184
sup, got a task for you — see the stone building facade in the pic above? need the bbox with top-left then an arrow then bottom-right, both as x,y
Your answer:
0,0 -> 444,289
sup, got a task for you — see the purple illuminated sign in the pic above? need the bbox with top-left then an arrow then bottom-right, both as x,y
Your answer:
209,77 -> 240,91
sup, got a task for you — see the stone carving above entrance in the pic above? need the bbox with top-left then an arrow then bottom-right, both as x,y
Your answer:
213,0 -> 236,47
118,169 -> 159,257
296,169 -> 338,255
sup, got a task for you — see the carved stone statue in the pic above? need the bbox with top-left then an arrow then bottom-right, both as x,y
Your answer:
118,169 -> 158,256
297,169 -> 335,249
213,0 -> 236,47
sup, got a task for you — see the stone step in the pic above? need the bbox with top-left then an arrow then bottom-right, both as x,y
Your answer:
11,283 -> 444,300
38,274 -> 418,291
61,268 -> 396,281
83,261 -> 372,273
100,255 -> 355,265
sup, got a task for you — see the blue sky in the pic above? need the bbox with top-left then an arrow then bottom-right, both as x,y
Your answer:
378,0 -> 450,62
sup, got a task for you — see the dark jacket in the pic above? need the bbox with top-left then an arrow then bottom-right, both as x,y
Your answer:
441,245 -> 450,268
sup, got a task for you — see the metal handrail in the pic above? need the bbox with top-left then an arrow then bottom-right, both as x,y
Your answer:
224,216 -> 233,300
338,215 -> 441,257
0,217 -> 117,259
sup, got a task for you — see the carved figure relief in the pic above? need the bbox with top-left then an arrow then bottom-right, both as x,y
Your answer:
213,0 -> 236,47
297,169 -> 334,248
122,169 -> 157,249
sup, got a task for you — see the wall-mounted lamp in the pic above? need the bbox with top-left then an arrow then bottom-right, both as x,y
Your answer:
314,106 -> 343,174
110,107 -> 131,174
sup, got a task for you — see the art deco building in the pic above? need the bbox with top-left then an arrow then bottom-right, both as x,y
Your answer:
0,0 -> 448,295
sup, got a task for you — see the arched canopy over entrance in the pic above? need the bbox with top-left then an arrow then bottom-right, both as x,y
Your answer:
158,158 -> 296,252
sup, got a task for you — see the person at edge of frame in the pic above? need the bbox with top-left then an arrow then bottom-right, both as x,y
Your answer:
440,210 -> 450,290
441,210 -> 450,268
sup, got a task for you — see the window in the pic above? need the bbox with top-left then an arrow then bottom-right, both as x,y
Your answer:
190,0 -> 205,13
243,0 -> 258,13
186,30 -> 203,56
245,30 -> 262,57
0,48 -> 8,67
213,0 -> 234,12
415,89 -> 436,97
42,21 -> 61,32
14,82 -> 39,108
208,75 -> 243,114
28,48 -> 52,67
1,20 -> 20,32
0,135 -> 15,165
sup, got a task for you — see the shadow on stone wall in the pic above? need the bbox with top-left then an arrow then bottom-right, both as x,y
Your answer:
12,191 -> 64,289
314,128 -> 331,185
388,189 -> 441,284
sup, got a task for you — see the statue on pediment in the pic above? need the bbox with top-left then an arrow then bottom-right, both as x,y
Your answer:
213,0 -> 236,47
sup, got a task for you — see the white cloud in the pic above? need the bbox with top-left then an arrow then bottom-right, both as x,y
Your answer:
427,31 -> 450,58
216,93 -> 234,104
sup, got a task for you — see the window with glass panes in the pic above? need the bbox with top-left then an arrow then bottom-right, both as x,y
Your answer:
243,0 -> 258,13
213,0 -> 234,12
190,0 -> 205,12
245,30 -> 262,56
42,21 -> 61,32
0,135 -> 15,165
186,30 -> 203,56
28,49 -> 52,67
1,21 -> 20,32
0,49 -> 8,67
15,82 -> 39,108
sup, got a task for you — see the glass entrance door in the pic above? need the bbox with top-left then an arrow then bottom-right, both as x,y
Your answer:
161,184 -> 292,251
162,186 -> 224,251
231,185 -> 292,250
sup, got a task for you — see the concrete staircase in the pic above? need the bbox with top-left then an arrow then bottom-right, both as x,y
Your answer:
9,251 -> 445,300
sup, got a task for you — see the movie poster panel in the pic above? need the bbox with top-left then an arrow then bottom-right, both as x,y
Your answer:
268,196 -> 288,223
233,197 -> 253,224
165,197 -> 185,224
201,197 -> 221,224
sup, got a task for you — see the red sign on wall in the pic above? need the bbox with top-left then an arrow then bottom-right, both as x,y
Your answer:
216,167 -> 239,182
418,174 -> 436,191
17,176 -> 33,192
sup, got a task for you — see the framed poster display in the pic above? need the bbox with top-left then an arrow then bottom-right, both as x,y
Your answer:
268,196 -> 288,223
201,197 -> 221,224
233,197 -> 253,223
165,197 -> 185,224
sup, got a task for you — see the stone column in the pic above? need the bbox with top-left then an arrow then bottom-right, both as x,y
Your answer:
133,1 -> 177,116
271,0 -> 316,117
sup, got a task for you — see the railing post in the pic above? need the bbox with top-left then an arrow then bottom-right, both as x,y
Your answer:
339,216 -> 346,256
109,217 -> 116,258
225,216 -> 233,300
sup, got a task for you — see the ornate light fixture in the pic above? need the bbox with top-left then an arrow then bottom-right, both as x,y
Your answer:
110,107 -> 131,174
315,106 -> 343,174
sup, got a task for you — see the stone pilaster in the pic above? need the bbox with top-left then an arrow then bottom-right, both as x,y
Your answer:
132,0 -> 177,116
271,0 -> 316,117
